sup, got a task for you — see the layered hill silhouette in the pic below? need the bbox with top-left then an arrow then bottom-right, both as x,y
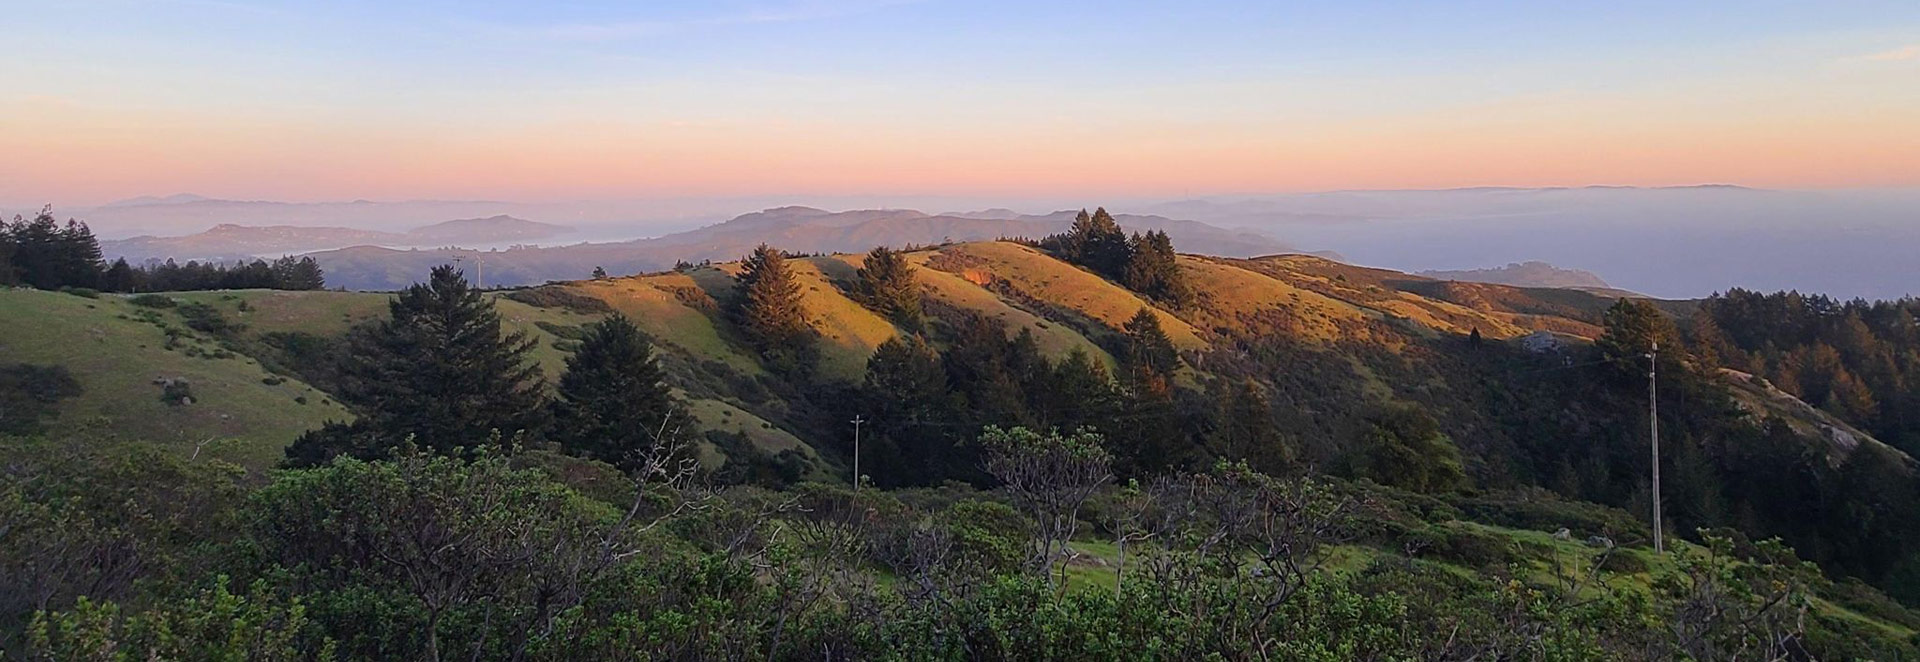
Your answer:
100,215 -> 572,263
304,206 -> 1306,290
1419,261 -> 1612,289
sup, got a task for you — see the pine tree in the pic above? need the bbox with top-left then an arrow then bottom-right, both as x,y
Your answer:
1040,349 -> 1119,433
1083,208 -> 1130,276
101,258 -> 138,292
734,244 -> 815,372
591,266 -> 609,280
0,219 -> 16,286
862,335 -> 959,485
944,313 -> 1033,424
1044,207 -> 1131,278
9,208 -> 102,290
1344,404 -> 1466,493
551,313 -> 680,470
286,265 -> 545,464
1121,308 -> 1178,392
855,246 -> 923,331
1121,230 -> 1190,306
1598,298 -> 1686,377
1211,380 -> 1296,475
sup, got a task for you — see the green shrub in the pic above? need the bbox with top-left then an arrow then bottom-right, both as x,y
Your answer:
503,287 -> 612,314
59,287 -> 100,299
129,294 -> 177,308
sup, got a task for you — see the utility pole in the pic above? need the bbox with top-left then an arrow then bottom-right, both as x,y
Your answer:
850,415 -> 866,490
1648,341 -> 1664,554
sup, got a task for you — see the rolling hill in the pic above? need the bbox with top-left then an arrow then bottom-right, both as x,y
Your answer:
305,207 -> 1302,290
6,240 -> 1899,480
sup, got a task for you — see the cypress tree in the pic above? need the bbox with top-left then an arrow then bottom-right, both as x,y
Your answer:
551,313 -> 680,470
288,264 -> 544,464
856,246 -> 923,331
734,244 -> 815,372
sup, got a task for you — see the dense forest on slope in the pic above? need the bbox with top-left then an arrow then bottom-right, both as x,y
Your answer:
6,207 -> 1920,659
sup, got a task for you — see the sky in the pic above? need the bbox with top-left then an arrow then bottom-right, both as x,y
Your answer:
1,0 -> 1917,205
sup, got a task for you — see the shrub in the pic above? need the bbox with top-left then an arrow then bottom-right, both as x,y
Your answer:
129,294 -> 177,309
159,378 -> 194,406
177,301 -> 244,337
59,287 -> 100,299
503,287 -> 612,314
0,364 -> 84,434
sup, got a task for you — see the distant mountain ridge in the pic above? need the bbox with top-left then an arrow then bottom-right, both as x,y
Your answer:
303,206 -> 1309,290
1419,261 -> 1612,289
100,215 -> 572,263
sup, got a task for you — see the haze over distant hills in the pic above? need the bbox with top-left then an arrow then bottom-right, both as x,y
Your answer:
306,206 -> 1305,290
1419,262 -> 1612,290
25,185 -> 1920,299
1139,186 -> 1920,300
100,215 -> 572,263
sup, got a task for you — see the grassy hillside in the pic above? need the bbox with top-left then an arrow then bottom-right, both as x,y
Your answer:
0,289 -> 352,469
4,240 -> 1886,480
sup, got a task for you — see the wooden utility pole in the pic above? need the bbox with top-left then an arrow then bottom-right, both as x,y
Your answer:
1649,341 -> 1664,554
850,415 -> 866,490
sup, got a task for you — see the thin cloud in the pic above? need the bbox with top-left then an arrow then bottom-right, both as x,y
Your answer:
478,0 -> 921,42
1856,44 -> 1920,61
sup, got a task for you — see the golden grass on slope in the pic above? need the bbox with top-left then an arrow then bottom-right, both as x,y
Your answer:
566,274 -> 765,377
671,261 -> 902,383
790,256 -> 905,382
1176,256 -> 1372,343
0,290 -> 353,470
904,251 -> 1120,370
921,242 -> 1206,351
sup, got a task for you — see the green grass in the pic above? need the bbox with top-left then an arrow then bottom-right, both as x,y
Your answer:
0,289 -> 352,470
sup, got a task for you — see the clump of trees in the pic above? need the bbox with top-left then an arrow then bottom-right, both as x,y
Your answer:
110,255 -> 326,292
1,206 -> 325,292
1040,207 -> 1192,306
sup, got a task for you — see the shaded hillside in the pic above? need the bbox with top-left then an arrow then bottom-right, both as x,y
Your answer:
307,207 -> 1300,290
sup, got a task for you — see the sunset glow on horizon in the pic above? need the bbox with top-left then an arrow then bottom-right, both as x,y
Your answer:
3,1 -> 1917,205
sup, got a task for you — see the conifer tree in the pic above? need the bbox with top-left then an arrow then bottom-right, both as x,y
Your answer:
102,258 -> 138,292
862,335 -> 959,485
0,221 -> 15,286
287,265 -> 545,464
945,313 -> 1033,423
734,244 -> 815,372
1120,308 -> 1178,392
272,256 -> 327,290
551,313 -> 680,470
855,246 -> 923,331
7,208 -> 103,290
1212,380 -> 1297,475
1121,230 -> 1190,306
1039,348 -> 1119,432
